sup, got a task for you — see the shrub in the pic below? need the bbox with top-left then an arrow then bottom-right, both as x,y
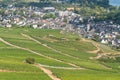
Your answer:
98,57 -> 115,63
43,13 -> 56,19
75,38 -> 80,41
116,57 -> 120,62
98,56 -> 120,63
25,57 -> 35,64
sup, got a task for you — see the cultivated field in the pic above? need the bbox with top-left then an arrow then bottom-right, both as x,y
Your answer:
0,27 -> 119,80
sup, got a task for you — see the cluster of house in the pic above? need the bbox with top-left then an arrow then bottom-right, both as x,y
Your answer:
64,16 -> 120,48
0,5 -> 79,29
96,23 -> 120,48
1,4 -> 120,48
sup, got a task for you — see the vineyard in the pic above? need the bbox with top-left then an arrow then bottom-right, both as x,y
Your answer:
0,27 -> 119,80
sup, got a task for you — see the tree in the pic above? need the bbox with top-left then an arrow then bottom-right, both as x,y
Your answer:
43,13 -> 56,19
40,0 -> 51,3
68,0 -> 109,8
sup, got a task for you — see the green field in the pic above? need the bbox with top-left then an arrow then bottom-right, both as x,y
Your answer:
0,27 -> 119,80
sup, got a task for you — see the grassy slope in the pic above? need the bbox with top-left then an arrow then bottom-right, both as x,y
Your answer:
0,27 -> 119,80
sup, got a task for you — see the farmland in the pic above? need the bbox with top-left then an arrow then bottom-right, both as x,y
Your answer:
0,27 -> 120,80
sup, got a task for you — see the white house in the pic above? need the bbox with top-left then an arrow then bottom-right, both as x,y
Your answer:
101,39 -> 108,44
6,24 -> 12,28
43,7 -> 55,11
32,24 -> 38,29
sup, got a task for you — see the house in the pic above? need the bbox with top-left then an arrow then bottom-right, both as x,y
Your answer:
101,39 -> 108,44
112,39 -> 118,47
66,7 -> 74,11
58,11 -> 71,17
43,7 -> 55,12
32,24 -> 38,29
6,24 -> 12,28
13,17 -> 20,23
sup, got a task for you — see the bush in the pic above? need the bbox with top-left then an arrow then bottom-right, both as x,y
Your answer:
98,57 -> 115,63
75,38 -> 80,41
25,57 -> 35,64
98,56 -> 120,63
43,13 -> 56,19
116,57 -> 120,62
92,35 -> 100,42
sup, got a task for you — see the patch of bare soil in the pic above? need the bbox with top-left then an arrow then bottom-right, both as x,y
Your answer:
34,64 -> 61,80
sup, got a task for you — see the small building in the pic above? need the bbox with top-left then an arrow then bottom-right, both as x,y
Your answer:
101,39 -> 108,44
43,7 -> 55,12
32,24 -> 38,29
6,24 -> 12,28
14,17 -> 20,23
112,39 -> 117,46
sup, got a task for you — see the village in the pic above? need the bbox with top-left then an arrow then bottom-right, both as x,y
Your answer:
67,17 -> 120,48
0,4 -> 120,48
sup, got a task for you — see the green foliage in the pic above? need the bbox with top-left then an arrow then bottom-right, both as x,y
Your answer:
107,11 -> 120,24
68,0 -> 109,8
116,57 -> 120,62
92,35 -> 100,42
75,38 -> 80,41
43,13 -> 56,19
0,72 -> 51,80
98,56 -> 115,63
51,69 -> 120,80
25,57 -> 35,64
0,28 -> 120,80
98,55 -> 120,63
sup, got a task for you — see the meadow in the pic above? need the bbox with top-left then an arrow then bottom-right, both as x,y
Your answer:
0,27 -> 119,80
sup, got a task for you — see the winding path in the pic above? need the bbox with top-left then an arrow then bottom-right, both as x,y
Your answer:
88,42 -> 101,53
81,38 -> 112,69
21,33 -> 86,68
81,38 -> 103,53
21,34 -> 111,69
0,37 -> 86,80
0,38 -> 84,69
21,33 -> 80,60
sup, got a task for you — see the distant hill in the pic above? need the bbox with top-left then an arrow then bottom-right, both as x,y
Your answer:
68,0 -> 109,8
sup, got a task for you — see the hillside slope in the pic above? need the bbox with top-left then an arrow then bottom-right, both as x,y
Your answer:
0,28 -> 120,80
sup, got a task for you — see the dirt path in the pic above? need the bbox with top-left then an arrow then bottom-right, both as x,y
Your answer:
38,63 -> 84,70
81,38 -> 112,69
0,69 -> 16,72
34,64 -> 61,80
0,38 -> 83,69
81,38 -> 111,56
88,42 -> 101,53
0,69 -> 34,73
81,38 -> 103,53
21,34 -> 111,69
21,33 -> 80,60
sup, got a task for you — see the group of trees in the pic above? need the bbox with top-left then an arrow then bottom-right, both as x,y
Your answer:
94,7 -> 120,24
38,0 -> 110,8
107,10 -> 120,24
69,0 -> 109,8
43,13 -> 56,19
38,0 -> 112,20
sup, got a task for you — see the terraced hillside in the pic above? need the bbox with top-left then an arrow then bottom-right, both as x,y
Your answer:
0,27 -> 120,80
